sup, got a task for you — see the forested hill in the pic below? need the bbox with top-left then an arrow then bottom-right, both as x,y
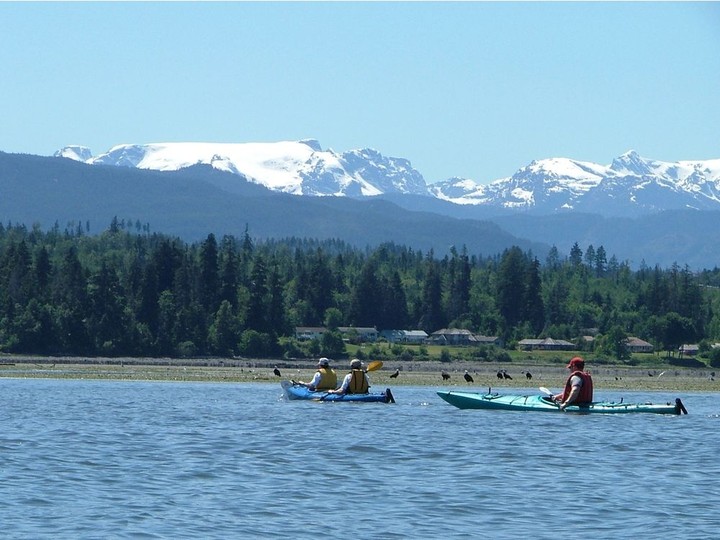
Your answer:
0,151 -> 546,260
1,222 -> 719,363
6,151 -> 720,270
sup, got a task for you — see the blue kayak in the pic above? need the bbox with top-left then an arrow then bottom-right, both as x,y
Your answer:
437,390 -> 687,415
281,381 -> 395,403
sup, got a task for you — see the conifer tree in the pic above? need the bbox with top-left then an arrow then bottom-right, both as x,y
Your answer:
419,259 -> 444,333
199,233 -> 220,314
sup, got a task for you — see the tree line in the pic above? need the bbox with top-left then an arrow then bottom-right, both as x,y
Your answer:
1,219 -> 720,362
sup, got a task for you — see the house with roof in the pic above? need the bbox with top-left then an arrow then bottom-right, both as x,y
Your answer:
380,329 -> 404,343
402,330 -> 430,344
678,344 -> 699,356
517,337 -> 575,351
428,328 -> 501,347
295,327 -> 327,341
626,337 -> 654,353
296,326 -> 379,343
338,326 -> 378,343
380,329 -> 429,344
474,335 -> 503,347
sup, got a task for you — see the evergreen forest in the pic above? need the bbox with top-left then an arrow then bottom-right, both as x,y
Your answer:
2,219 -> 720,365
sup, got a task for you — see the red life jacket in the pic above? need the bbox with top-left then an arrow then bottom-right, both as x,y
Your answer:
561,370 -> 594,404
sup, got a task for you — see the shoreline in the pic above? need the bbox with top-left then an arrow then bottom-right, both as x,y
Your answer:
1,356 -> 717,393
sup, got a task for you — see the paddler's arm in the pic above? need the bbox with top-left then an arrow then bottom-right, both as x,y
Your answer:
559,384 -> 581,410
298,372 -> 322,390
327,374 -> 351,394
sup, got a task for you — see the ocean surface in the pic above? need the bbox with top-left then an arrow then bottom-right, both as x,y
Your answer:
1,378 -> 719,539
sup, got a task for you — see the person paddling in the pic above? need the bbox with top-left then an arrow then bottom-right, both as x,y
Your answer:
328,358 -> 370,395
553,356 -> 593,410
297,358 -> 337,391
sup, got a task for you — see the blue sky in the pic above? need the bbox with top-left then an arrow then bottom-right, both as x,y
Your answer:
1,2 -> 718,184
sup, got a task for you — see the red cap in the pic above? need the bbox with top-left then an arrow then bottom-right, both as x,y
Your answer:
567,357 -> 584,369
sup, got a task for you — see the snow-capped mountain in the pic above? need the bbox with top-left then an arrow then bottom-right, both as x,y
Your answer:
55,140 -> 430,198
55,142 -> 720,216
55,145 -> 94,162
430,150 -> 720,215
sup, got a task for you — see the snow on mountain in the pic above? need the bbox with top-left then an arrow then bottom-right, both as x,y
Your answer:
609,150 -> 655,176
429,177 -> 493,205
54,145 -> 93,162
54,141 -> 720,215
55,140 -> 430,198
432,156 -> 608,209
432,150 -> 720,215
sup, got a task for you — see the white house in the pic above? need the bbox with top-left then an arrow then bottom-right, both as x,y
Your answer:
380,330 -> 430,344
338,326 -> 378,342
295,327 -> 326,341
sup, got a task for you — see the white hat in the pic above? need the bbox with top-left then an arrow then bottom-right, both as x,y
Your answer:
318,358 -> 330,367
351,359 -> 362,369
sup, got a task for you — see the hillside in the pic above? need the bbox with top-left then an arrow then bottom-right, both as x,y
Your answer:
0,151 -> 545,258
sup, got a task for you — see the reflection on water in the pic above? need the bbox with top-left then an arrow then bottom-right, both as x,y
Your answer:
1,379 -> 718,538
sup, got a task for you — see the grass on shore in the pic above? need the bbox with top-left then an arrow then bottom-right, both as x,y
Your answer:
0,356 -> 717,393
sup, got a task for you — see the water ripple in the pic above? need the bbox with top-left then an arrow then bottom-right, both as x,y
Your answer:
1,380 -> 718,538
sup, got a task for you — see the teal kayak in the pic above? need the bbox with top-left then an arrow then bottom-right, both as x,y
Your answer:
437,390 -> 687,415
281,381 -> 395,403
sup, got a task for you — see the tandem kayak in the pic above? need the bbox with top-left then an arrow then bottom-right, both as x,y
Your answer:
281,381 -> 396,403
437,390 -> 687,415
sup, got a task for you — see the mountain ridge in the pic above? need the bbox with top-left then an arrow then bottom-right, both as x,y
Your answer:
3,143 -> 717,269
0,151 -> 548,261
55,142 -> 720,217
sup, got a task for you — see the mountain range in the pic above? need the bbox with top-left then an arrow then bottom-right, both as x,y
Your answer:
0,150 -> 546,262
0,141 -> 718,270
56,141 -> 720,217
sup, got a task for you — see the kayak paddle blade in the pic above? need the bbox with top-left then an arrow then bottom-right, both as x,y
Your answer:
367,360 -> 383,372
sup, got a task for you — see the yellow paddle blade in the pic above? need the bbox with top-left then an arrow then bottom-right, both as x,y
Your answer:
366,360 -> 383,372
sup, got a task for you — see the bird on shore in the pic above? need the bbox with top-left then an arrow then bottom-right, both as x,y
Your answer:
273,366 -> 282,377
441,370 -> 451,381
390,369 -> 400,379
464,370 -> 474,383
523,371 -> 533,380
502,370 -> 512,380
496,370 -> 504,380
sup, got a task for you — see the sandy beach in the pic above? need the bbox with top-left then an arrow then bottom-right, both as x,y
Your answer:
1,356 -> 717,393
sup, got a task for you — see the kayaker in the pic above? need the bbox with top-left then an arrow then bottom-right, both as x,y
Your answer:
297,358 -> 338,391
328,358 -> 370,395
553,356 -> 593,410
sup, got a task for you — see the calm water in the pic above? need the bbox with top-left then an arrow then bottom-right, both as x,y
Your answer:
1,379 -> 719,539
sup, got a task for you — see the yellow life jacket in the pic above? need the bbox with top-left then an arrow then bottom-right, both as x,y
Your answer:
348,369 -> 369,394
315,367 -> 337,390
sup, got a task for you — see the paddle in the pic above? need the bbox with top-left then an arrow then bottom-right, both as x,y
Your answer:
366,360 -> 383,372
539,386 -> 566,411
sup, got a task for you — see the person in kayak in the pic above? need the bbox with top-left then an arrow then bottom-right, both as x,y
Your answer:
553,356 -> 593,410
328,358 -> 370,395
297,358 -> 338,391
